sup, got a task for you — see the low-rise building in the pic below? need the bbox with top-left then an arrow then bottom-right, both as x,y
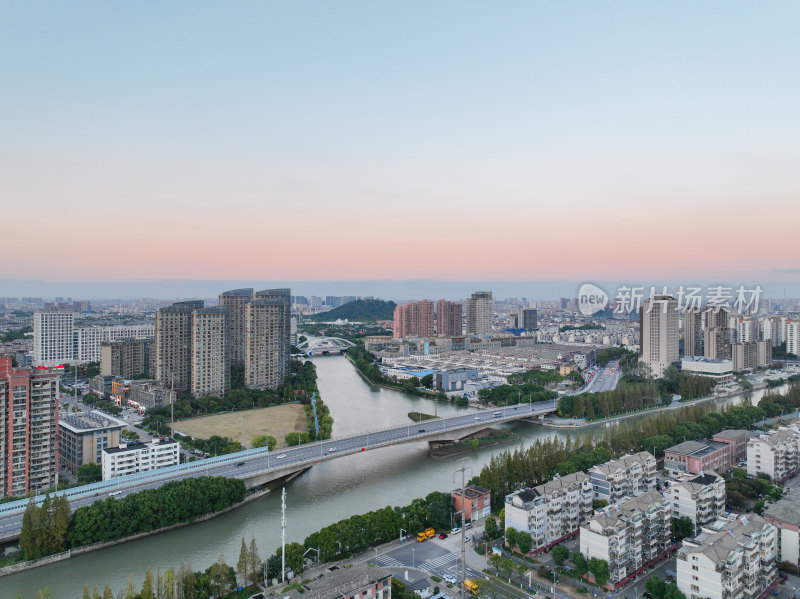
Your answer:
680,357 -> 734,384
746,426 -> 800,481
127,379 -> 176,410
101,437 -> 179,480
676,514 -> 777,599
664,440 -> 731,475
763,488 -> 800,570
59,411 -> 125,476
712,430 -> 753,467
505,472 -> 593,552
434,369 -> 478,391
665,471 -> 726,533
579,490 -> 671,585
588,451 -> 657,503
279,564 -> 392,599
453,485 -> 491,522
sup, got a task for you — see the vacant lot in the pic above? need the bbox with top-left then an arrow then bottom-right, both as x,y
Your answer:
175,404 -> 306,449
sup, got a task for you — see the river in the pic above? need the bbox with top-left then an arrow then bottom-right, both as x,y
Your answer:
2,357 -> 782,598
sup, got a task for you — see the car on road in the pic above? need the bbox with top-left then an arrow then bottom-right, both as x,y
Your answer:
439,533 -> 448,539
451,527 -> 462,534
443,574 -> 457,585
236,462 -> 245,467
328,447 -> 336,452
464,535 -> 471,542
473,416 -> 480,420
276,454 -> 287,459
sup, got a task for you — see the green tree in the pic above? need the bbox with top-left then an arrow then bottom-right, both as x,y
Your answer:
140,567 -> 154,599
420,373 -> 434,388
77,462 -> 102,484
251,435 -> 276,449
163,569 -> 175,599
484,515 -> 498,539
102,585 -> 113,599
505,527 -> 518,549
247,536 -> 262,586
208,556 -> 233,599
19,498 -> 39,560
588,558 -> 610,587
672,516 -> 694,541
237,538 -> 249,585
732,467 -> 747,479
124,574 -> 136,599
646,576 -> 667,599
516,532 -> 532,554
552,544 -> 570,566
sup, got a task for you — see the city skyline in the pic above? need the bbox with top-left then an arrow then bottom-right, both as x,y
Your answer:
2,2 -> 800,285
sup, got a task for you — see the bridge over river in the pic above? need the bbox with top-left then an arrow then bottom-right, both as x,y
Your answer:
0,400 -> 557,543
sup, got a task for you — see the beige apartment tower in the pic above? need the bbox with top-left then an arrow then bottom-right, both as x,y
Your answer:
253,289 -> 291,382
218,288 -> 253,367
191,306 -> 231,398
245,298 -> 286,390
640,295 -> 679,378
101,338 -> 151,378
465,291 -> 493,335
154,300 -> 203,392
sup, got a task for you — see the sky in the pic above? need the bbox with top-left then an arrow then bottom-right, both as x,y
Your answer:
1,2 -> 799,295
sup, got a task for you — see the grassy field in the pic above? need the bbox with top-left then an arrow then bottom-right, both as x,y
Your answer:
174,404 -> 306,449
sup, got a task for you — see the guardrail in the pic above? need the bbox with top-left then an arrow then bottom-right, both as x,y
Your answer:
0,400 -> 557,519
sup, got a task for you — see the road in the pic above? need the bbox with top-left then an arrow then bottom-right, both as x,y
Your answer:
0,399 -> 558,542
581,361 -> 622,394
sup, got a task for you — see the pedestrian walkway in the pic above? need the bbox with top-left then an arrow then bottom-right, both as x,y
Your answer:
420,549 -> 459,573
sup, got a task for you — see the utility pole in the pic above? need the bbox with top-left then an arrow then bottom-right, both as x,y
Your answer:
454,459 -> 472,599
241,414 -> 246,448
281,487 -> 287,583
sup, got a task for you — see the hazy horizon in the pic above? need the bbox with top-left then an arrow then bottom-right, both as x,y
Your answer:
2,277 -> 799,303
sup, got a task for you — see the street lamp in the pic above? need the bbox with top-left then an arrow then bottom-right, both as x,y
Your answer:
400,528 -> 406,544
412,547 -> 415,568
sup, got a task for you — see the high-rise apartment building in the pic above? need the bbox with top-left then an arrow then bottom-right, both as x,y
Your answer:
0,356 -> 59,497
747,427 -> 800,480
519,308 -> 538,332
218,288 -> 253,367
154,300 -> 203,392
788,321 -> 800,358
735,317 -> 757,343
101,338 -> 151,378
465,291 -> 493,335
245,298 -> 286,390
704,327 -> 733,361
33,309 -> 74,366
191,306 -> 230,398
640,295 -> 679,378
253,289 -> 291,383
392,300 -> 435,339
436,300 -> 462,337
683,307 -> 703,357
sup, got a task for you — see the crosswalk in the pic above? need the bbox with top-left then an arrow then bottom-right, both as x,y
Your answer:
378,548 -> 460,574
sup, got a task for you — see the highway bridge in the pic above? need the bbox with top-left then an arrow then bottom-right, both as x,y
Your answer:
0,400 -> 557,543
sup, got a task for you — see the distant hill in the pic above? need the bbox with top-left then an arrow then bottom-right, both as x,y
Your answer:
309,299 -> 396,322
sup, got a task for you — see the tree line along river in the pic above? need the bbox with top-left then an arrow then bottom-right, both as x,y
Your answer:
3,356 -> 775,599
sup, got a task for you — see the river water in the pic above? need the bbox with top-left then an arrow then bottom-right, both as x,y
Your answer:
3,357 -> 781,599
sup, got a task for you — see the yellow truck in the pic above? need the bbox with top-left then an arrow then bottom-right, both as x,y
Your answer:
463,579 -> 478,595
416,527 -> 436,542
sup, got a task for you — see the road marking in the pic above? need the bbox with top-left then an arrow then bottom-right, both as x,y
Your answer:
377,555 -> 404,567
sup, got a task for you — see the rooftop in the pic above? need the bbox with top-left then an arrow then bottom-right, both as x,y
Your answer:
282,564 -> 391,599
667,440 -> 727,458
713,429 -> 750,441
585,490 -> 667,529
590,451 -> 655,475
763,488 -> 800,526
60,410 -> 125,434
680,513 -> 771,564
102,437 -> 177,455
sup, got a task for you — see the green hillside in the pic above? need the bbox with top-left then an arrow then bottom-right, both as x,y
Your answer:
309,299 -> 396,322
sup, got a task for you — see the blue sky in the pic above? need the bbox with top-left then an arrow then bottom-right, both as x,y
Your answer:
1,2 -> 799,290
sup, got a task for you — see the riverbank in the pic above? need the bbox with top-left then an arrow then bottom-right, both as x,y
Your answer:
539,382 -> 766,429
0,487 -> 270,579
